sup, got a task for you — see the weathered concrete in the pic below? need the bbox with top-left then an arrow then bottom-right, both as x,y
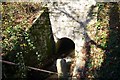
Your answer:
46,0 -> 97,79
56,59 -> 68,79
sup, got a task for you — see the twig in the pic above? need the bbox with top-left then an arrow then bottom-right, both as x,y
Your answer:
0,60 -> 58,75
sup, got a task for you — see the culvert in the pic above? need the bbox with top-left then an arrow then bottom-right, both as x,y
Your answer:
56,37 -> 75,58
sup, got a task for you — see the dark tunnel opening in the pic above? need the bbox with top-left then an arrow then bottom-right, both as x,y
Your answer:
56,37 -> 75,58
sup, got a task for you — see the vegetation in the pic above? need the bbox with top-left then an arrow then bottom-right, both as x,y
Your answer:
2,2 -> 55,79
86,3 -> 120,79
1,2 -> 120,80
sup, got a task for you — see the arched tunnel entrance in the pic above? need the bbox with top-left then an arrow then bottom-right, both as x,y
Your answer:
56,37 -> 75,58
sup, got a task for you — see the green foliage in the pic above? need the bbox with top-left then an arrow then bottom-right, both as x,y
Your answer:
2,2 -> 41,54
86,3 -> 120,79
98,3 -> 120,79
2,2 -> 55,79
86,3 -> 109,79
2,2 -> 119,79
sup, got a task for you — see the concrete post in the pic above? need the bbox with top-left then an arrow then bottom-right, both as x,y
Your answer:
56,59 -> 68,80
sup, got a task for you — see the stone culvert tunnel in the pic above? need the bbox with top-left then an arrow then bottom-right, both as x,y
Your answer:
47,0 -> 97,79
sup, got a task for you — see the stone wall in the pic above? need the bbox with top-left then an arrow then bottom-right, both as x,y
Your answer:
27,8 -> 55,68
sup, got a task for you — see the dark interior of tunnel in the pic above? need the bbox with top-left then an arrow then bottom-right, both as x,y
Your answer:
26,38 -> 75,80
56,37 -> 75,58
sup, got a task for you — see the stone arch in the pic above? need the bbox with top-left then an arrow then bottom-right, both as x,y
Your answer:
56,37 -> 75,58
